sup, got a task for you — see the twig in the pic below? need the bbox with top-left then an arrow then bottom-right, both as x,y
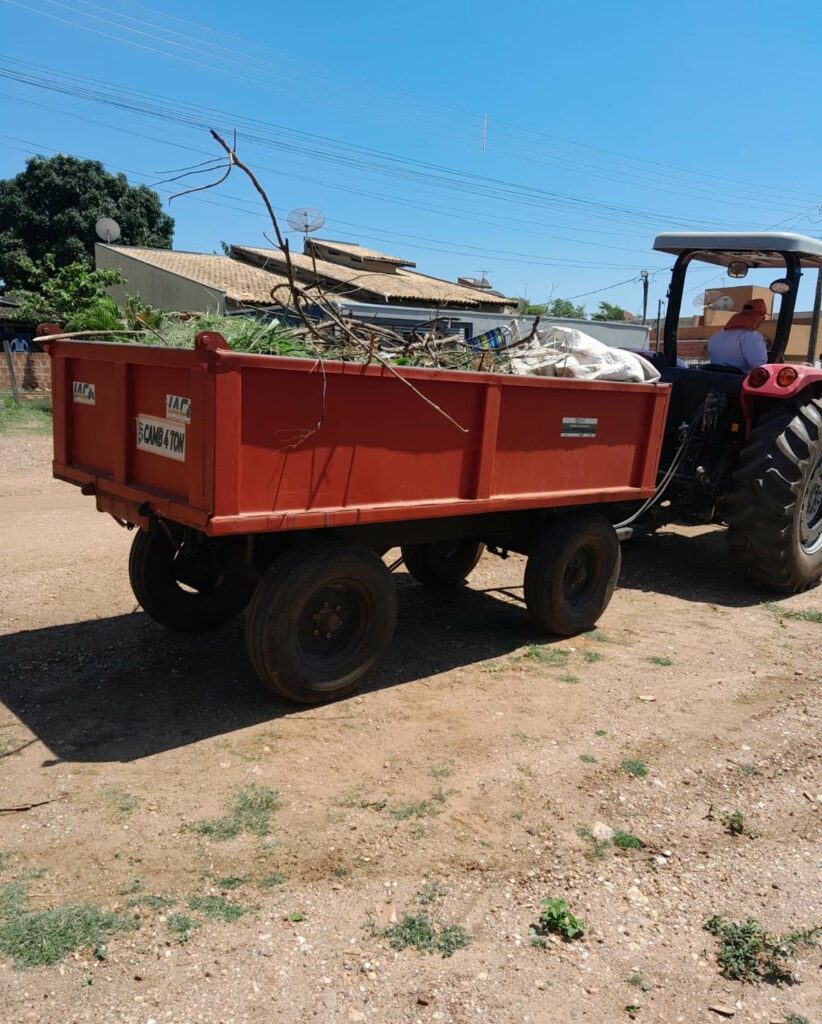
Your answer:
0,796 -> 64,814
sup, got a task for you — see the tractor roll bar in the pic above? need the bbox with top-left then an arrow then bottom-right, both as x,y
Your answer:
663,250 -> 802,367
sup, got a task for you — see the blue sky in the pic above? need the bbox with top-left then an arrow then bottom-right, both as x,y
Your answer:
2,0 -> 821,314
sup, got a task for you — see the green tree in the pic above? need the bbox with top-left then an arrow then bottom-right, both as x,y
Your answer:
591,300 -> 630,321
0,154 -> 173,291
10,255 -> 124,330
516,297 -> 586,318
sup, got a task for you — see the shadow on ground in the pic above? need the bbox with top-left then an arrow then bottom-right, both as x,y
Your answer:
0,574 -> 536,764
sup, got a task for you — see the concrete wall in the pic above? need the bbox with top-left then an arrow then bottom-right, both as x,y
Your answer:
95,245 -> 227,314
0,353 -> 51,395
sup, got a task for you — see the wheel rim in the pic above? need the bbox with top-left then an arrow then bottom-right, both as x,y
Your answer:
799,454 -> 822,554
562,544 -> 601,608
296,580 -> 373,690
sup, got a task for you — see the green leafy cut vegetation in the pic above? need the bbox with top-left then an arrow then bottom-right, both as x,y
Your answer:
704,915 -> 821,983
621,759 -> 648,779
0,882 -> 137,969
193,784 -> 280,841
532,897 -> 585,941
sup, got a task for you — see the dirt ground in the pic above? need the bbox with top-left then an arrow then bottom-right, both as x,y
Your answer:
0,433 -> 819,1024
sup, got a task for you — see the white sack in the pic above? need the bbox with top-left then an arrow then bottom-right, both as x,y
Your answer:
508,323 -> 660,383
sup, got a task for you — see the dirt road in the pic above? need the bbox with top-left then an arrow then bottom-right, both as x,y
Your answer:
1,434 -> 819,1024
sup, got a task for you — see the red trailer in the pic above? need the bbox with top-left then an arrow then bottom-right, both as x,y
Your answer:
42,330 -> 670,703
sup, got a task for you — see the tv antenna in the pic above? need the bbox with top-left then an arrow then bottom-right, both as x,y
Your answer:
286,207 -> 326,235
95,216 -> 121,243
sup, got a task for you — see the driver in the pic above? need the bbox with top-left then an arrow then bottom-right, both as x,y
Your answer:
707,298 -> 768,371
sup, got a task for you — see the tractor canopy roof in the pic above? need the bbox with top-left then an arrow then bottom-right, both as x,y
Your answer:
653,232 -> 822,268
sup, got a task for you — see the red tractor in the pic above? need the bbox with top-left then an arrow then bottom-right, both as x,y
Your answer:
631,232 -> 822,592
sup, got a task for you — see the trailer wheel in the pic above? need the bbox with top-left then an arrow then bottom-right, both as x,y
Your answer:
128,527 -> 252,633
245,543 -> 397,704
400,540 -> 484,589
524,513 -> 621,636
727,395 -> 822,592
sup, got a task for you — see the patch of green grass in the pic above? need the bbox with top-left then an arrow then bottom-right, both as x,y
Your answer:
595,729 -> 607,737
627,972 -> 652,992
764,602 -> 822,624
381,912 -> 469,958
187,894 -> 249,923
532,897 -> 584,941
722,810 -> 759,839
167,913 -> 198,944
217,875 -> 250,890
117,877 -> 143,896
332,866 -> 347,879
23,867 -> 46,881
784,1014 -> 810,1024
101,785 -> 139,819
410,824 -> 426,840
126,894 -> 176,911
613,830 -> 644,850
580,754 -> 597,764
0,397 -> 52,435
621,759 -> 648,779
0,884 -> 137,969
0,853 -> 8,874
259,872 -> 285,889
193,784 -> 280,842
428,760 -> 454,779
576,827 -> 611,860
389,791 -> 447,821
704,915 -> 821,983
649,656 -> 673,667
584,651 -> 604,663
560,674 -> 580,684
524,646 -> 570,667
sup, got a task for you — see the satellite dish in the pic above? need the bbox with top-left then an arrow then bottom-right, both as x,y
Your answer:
692,292 -> 733,311
286,207 -> 326,235
95,217 -> 121,243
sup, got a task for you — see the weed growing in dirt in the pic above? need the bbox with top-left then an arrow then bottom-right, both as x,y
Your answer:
621,759 -> 648,779
187,894 -> 249,923
532,898 -> 584,941
289,911 -> 304,922
382,913 -> 469,957
580,754 -> 597,764
126,894 -> 176,911
333,866 -> 347,879
524,646 -> 570,667
764,602 -> 822,624
625,1004 -> 641,1016
217,875 -> 250,890
429,761 -> 454,779
784,1014 -> 810,1024
649,656 -> 673,667
560,674 -> 580,684
703,915 -> 821,983
0,884 -> 137,969
117,877 -> 143,896
722,810 -> 759,839
627,973 -> 652,992
585,629 -> 609,643
193,784 -> 280,841
584,651 -> 604,663
167,913 -> 198,944
595,729 -> 607,737
389,791 -> 447,820
0,853 -> 8,874
101,786 -> 139,819
259,872 -> 286,889
414,880 -> 447,906
613,830 -> 644,850
736,762 -> 762,777
577,827 -> 610,859
23,867 -> 46,881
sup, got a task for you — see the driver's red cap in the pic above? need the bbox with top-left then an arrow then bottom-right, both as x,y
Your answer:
726,298 -> 768,330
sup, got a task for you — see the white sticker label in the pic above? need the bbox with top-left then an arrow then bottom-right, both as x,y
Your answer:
72,381 -> 96,405
166,394 -> 191,423
561,416 -> 598,438
136,414 -> 186,462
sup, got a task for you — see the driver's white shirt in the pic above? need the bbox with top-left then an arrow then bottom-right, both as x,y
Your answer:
707,328 -> 767,371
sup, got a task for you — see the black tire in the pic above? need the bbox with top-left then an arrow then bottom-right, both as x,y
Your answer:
727,394 -> 822,592
128,527 -> 252,633
245,542 -> 397,704
400,540 -> 484,589
524,513 -> 621,636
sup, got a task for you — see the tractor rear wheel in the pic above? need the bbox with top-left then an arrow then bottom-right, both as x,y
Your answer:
727,395 -> 822,592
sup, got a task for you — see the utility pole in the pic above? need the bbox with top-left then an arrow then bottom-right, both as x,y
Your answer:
640,270 -> 649,325
655,298 -> 664,353
807,267 -> 822,365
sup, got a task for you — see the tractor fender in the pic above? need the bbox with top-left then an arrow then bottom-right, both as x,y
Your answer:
739,363 -> 822,433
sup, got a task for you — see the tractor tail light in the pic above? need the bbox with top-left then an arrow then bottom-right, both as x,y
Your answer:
747,367 -> 770,388
776,366 -> 798,388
